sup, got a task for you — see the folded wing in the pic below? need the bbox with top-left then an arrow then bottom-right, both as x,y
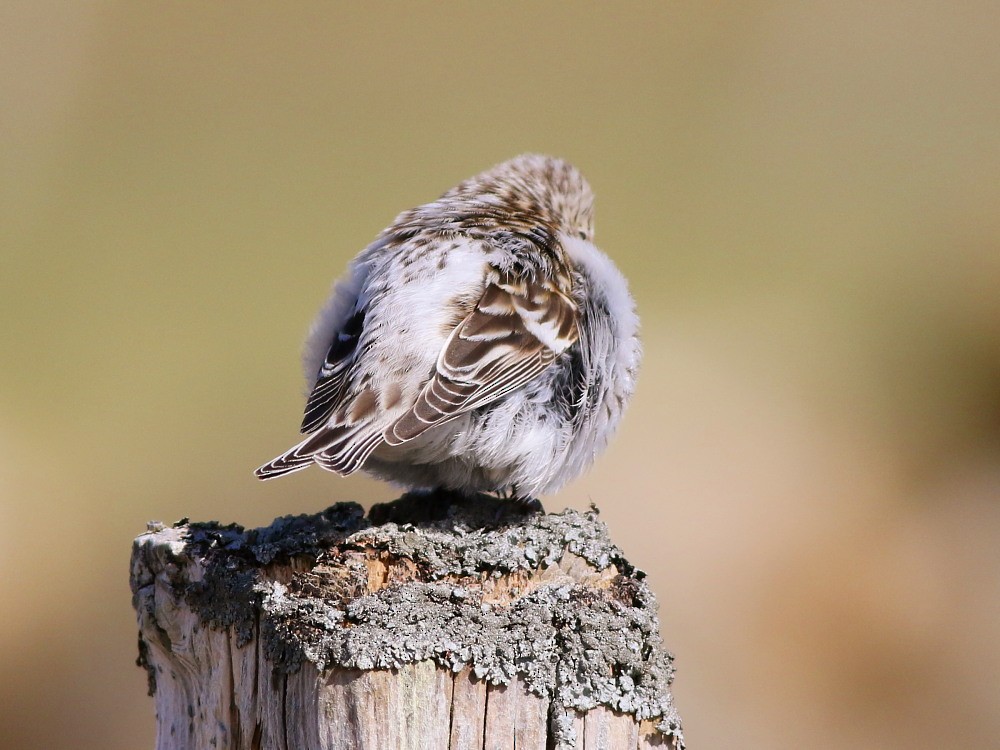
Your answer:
255,271 -> 578,480
386,275 -> 578,444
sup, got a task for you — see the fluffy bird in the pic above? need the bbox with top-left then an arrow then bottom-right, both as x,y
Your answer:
256,155 -> 640,498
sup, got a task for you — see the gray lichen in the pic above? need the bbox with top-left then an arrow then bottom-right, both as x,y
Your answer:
136,491 -> 684,748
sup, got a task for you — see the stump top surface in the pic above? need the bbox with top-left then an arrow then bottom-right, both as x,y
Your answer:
131,492 -> 684,748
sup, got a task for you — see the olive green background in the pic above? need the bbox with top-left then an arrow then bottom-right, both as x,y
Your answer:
2,3 -> 998,749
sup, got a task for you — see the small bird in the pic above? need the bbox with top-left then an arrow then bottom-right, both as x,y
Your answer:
256,155 -> 641,498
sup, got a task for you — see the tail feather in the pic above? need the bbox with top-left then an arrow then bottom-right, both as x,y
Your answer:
314,429 -> 384,475
254,454 -> 313,480
254,424 -> 383,480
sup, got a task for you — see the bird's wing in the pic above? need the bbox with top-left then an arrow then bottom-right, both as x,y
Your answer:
300,307 -> 366,433
255,293 -> 381,480
256,264 -> 578,481
384,274 -> 578,445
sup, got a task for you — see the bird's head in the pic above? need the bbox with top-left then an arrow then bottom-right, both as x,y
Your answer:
450,154 -> 596,243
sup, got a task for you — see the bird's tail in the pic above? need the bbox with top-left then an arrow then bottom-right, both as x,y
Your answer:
254,440 -> 316,480
254,425 -> 383,480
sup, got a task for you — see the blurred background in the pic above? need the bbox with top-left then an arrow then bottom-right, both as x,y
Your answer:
2,2 -> 998,748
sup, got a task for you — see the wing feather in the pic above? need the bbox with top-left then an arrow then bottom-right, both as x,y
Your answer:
259,269 -> 578,480
300,307 -> 365,433
385,276 -> 577,446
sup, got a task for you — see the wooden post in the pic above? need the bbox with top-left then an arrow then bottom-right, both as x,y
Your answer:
130,492 -> 684,749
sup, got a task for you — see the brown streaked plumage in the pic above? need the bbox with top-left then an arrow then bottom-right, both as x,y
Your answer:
256,154 -> 640,498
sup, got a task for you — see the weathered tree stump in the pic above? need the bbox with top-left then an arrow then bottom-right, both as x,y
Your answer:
130,492 -> 684,749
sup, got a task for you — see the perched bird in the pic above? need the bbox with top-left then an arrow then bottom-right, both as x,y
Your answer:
256,154 -> 641,498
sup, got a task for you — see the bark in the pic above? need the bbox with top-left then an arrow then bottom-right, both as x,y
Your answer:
130,491 -> 684,749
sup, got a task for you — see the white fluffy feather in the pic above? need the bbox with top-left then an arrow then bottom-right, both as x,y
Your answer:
256,155 -> 641,497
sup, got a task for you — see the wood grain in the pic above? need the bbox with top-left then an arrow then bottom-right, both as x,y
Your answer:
130,499 -> 684,749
